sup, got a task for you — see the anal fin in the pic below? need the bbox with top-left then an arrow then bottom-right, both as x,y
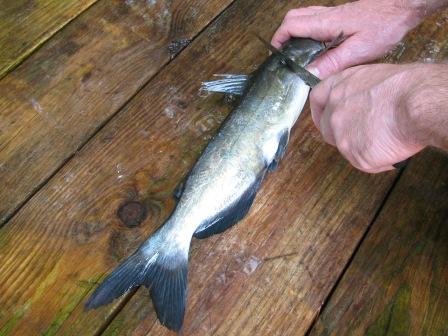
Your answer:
193,173 -> 264,239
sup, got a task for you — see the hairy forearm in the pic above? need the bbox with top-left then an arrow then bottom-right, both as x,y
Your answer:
405,64 -> 448,151
395,0 -> 448,18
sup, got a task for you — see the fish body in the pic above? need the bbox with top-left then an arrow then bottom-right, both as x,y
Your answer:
85,38 -> 325,331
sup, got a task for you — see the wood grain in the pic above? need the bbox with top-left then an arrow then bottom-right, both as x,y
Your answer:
309,149 -> 448,336
0,2 -> 446,336
0,0 -> 397,334
0,0 -> 98,79
99,5 -> 448,336
0,0 -> 234,225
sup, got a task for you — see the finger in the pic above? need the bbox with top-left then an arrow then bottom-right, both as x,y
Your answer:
283,6 -> 328,17
271,7 -> 328,48
318,106 -> 336,146
309,75 -> 338,127
335,148 -> 372,173
308,37 -> 372,78
341,157 -> 393,174
309,92 -> 325,130
271,13 -> 340,48
342,151 -> 396,174
359,165 -> 395,174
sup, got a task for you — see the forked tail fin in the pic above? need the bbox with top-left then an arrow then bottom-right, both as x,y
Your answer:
85,230 -> 189,331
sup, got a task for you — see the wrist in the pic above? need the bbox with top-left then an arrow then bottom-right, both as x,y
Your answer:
401,64 -> 448,150
391,0 -> 428,28
393,0 -> 447,20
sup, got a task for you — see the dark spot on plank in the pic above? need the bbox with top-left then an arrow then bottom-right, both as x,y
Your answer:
114,2 -> 130,16
117,201 -> 147,228
22,0 -> 36,11
175,98 -> 188,109
72,221 -> 106,244
82,70 -> 92,83
60,40 -> 80,57
108,230 -> 139,261
100,128 -> 117,143
168,39 -> 191,59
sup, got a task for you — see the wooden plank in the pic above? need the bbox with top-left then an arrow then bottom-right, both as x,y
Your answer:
0,0 -> 98,79
309,149 -> 448,336
0,3 -> 445,336
0,0 -> 237,334
0,0 -> 397,334
99,138 -> 396,336
100,6 -> 448,336
0,0 -> 234,225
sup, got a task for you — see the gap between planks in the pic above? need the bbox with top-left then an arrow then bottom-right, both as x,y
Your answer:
0,0 -> 238,231
304,166 -> 407,336
0,0 -> 100,81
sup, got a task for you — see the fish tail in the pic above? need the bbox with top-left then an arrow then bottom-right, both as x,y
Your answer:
85,225 -> 189,331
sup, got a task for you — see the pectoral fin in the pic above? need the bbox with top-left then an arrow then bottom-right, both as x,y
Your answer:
173,180 -> 185,200
268,130 -> 290,172
201,74 -> 250,96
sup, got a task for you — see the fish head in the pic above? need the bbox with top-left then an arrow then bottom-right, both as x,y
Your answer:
281,38 -> 325,66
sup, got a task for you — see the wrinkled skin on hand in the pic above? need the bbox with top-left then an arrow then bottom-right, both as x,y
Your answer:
271,0 -> 423,78
272,1 -> 448,173
310,64 -> 424,173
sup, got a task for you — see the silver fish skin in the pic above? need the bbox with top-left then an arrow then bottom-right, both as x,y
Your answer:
85,38 -> 325,331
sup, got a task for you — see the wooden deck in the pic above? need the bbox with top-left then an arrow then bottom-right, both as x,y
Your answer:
0,1 -> 446,335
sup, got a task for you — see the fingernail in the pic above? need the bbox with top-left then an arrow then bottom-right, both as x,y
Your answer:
307,66 -> 320,77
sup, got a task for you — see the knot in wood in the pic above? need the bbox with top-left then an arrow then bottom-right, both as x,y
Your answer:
117,201 -> 147,228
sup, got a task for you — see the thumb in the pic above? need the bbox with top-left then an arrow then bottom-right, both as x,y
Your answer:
309,37 -> 366,78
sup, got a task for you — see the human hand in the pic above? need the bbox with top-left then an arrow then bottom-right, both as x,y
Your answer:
309,64 -> 426,173
271,0 -> 424,78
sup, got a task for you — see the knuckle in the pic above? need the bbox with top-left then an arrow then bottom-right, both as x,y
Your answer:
322,49 -> 347,75
357,156 -> 372,171
309,90 -> 319,105
319,121 -> 332,142
327,90 -> 337,103
338,97 -> 353,112
338,137 -> 351,153
358,162 -> 371,172
310,102 -> 318,117
326,53 -> 342,71
285,9 -> 298,19
323,134 -> 335,146
329,113 -> 342,130
319,16 -> 334,33
328,88 -> 342,103
308,5 -> 326,10
281,16 -> 293,28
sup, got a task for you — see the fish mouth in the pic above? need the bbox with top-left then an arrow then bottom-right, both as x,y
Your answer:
281,38 -> 325,66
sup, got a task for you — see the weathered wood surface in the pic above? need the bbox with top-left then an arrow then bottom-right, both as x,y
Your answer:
309,149 -> 448,336
99,6 -> 448,336
0,0 -> 398,334
0,0 -> 98,79
0,0 -> 234,225
0,1 -> 447,336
